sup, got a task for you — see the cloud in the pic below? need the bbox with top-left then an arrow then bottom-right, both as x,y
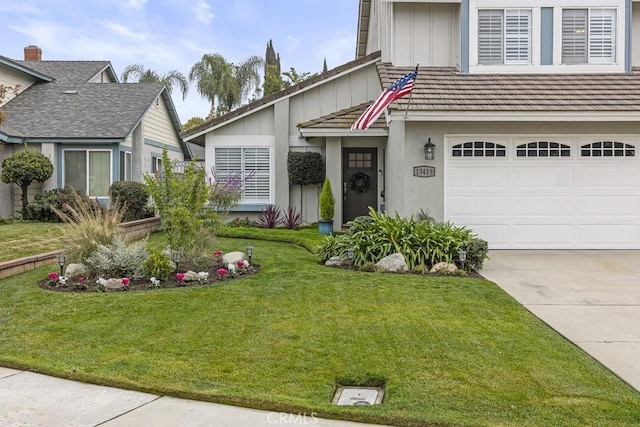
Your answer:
0,1 -> 39,13
101,21 -> 147,42
127,0 -> 147,9
286,36 -> 301,52
193,0 -> 214,24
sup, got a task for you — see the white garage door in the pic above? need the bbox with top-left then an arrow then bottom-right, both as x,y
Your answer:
445,137 -> 640,249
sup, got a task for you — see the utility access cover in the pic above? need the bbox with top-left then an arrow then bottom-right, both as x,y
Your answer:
332,386 -> 384,406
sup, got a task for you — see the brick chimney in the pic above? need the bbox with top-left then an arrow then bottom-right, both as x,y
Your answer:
24,45 -> 42,61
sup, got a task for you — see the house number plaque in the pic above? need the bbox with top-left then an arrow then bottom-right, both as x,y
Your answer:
413,166 -> 435,178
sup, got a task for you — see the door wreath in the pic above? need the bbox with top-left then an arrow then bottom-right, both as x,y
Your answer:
348,171 -> 371,193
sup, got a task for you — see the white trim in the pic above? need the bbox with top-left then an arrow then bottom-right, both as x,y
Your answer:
299,128 -> 389,138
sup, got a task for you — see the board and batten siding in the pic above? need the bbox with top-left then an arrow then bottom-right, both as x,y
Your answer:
143,95 -> 181,149
289,64 -> 381,134
392,2 -> 460,67
209,107 -> 275,136
0,64 -> 38,106
88,70 -> 115,84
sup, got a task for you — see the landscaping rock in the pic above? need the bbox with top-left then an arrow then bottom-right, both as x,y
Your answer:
222,251 -> 245,265
430,262 -> 458,275
325,255 -> 349,267
183,270 -> 199,282
65,263 -> 88,278
104,278 -> 127,291
375,253 -> 408,273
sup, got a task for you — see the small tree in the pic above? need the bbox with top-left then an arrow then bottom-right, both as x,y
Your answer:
1,149 -> 54,211
319,178 -> 335,221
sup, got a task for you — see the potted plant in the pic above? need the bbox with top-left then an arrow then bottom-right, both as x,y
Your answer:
319,177 -> 335,235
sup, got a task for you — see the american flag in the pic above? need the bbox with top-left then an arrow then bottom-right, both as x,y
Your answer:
350,66 -> 418,131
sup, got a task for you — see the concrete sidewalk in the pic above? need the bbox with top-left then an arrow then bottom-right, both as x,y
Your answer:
0,367 -> 384,427
481,250 -> 640,393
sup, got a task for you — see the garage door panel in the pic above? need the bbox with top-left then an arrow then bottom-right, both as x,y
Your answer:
464,224 -> 509,248
513,167 -> 573,188
576,195 -> 639,216
575,167 -> 639,188
576,224 -> 639,245
513,195 -> 573,216
447,167 -> 509,188
513,224 -> 574,246
448,195 -> 509,216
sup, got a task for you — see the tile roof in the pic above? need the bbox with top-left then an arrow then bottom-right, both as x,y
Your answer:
181,51 -> 382,141
0,61 -> 170,140
378,63 -> 640,112
297,102 -> 386,129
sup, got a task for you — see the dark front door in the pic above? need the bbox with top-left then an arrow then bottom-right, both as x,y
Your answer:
343,148 -> 377,223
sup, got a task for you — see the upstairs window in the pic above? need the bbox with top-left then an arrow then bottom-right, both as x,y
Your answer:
478,9 -> 532,65
562,8 -> 616,64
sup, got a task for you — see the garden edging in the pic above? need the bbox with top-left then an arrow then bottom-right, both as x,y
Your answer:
0,250 -> 63,280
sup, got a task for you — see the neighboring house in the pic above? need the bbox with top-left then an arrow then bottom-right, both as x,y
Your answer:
0,45 -> 190,217
184,0 -> 640,249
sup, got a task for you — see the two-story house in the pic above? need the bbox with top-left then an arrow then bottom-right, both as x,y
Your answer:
183,0 -> 640,249
0,46 -> 191,217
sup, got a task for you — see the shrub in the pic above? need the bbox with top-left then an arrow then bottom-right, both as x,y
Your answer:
143,250 -> 174,280
416,208 -> 437,224
109,181 -> 153,222
359,261 -> 377,272
287,152 -> 324,186
458,238 -> 489,272
86,235 -> 149,279
22,187 -> 81,222
316,233 -> 351,263
319,178 -> 335,221
1,149 -> 54,211
258,205 -> 282,228
282,206 -> 302,229
53,191 -> 124,263
225,217 -> 259,228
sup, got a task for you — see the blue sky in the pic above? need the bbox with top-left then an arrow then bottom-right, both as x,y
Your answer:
0,0 -> 360,123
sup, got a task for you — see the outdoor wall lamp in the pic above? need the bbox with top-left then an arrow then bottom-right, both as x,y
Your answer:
424,138 -> 435,160
171,250 -> 182,273
57,253 -> 66,276
458,249 -> 467,271
246,246 -> 254,264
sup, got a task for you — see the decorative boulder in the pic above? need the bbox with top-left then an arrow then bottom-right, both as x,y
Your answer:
222,251 -> 245,265
183,270 -> 199,282
430,262 -> 458,275
104,278 -> 127,291
65,263 -> 89,278
325,255 -> 349,267
375,253 -> 408,273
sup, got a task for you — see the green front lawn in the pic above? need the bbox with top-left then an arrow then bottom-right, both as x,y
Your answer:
0,231 -> 638,426
0,221 -> 67,262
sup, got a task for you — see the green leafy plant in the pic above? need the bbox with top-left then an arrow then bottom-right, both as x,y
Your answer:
22,187 -> 84,222
319,178 -> 335,221
86,235 -> 149,279
316,233 -> 351,263
258,204 -> 282,228
288,151 -> 324,217
225,217 -> 259,228
143,250 -> 175,280
109,181 -> 153,222
1,149 -> 54,211
458,237 -> 489,271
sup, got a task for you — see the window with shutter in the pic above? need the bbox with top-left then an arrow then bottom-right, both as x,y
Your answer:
562,8 -> 616,64
214,147 -> 271,203
478,9 -> 531,65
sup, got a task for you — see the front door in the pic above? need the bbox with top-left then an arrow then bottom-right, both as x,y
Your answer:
343,148 -> 377,223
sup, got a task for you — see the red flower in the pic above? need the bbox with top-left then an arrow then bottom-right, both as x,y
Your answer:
176,273 -> 185,282
236,261 -> 245,268
48,272 -> 59,281
77,276 -> 84,283
217,268 -> 228,276
121,278 -> 130,285
213,250 -> 223,257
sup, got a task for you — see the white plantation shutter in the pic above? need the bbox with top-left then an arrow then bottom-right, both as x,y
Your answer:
242,147 -> 270,202
478,10 -> 503,64
562,9 -> 588,64
589,8 -> 616,63
505,9 -> 531,63
214,148 -> 242,182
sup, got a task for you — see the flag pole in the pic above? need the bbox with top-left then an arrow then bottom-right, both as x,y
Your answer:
404,62 -> 419,119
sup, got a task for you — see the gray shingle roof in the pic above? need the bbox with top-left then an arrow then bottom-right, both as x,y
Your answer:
378,63 -> 640,112
1,61 -> 166,140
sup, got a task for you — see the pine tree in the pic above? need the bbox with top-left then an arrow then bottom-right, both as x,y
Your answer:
263,40 -> 283,96
323,58 -> 328,73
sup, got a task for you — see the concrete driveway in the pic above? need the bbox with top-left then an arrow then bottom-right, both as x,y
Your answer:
482,250 -> 640,393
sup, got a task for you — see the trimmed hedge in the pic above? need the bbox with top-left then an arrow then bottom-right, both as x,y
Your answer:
287,152 -> 324,186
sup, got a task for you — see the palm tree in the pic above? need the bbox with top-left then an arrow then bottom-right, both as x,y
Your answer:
189,54 -> 263,117
120,64 -> 189,100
